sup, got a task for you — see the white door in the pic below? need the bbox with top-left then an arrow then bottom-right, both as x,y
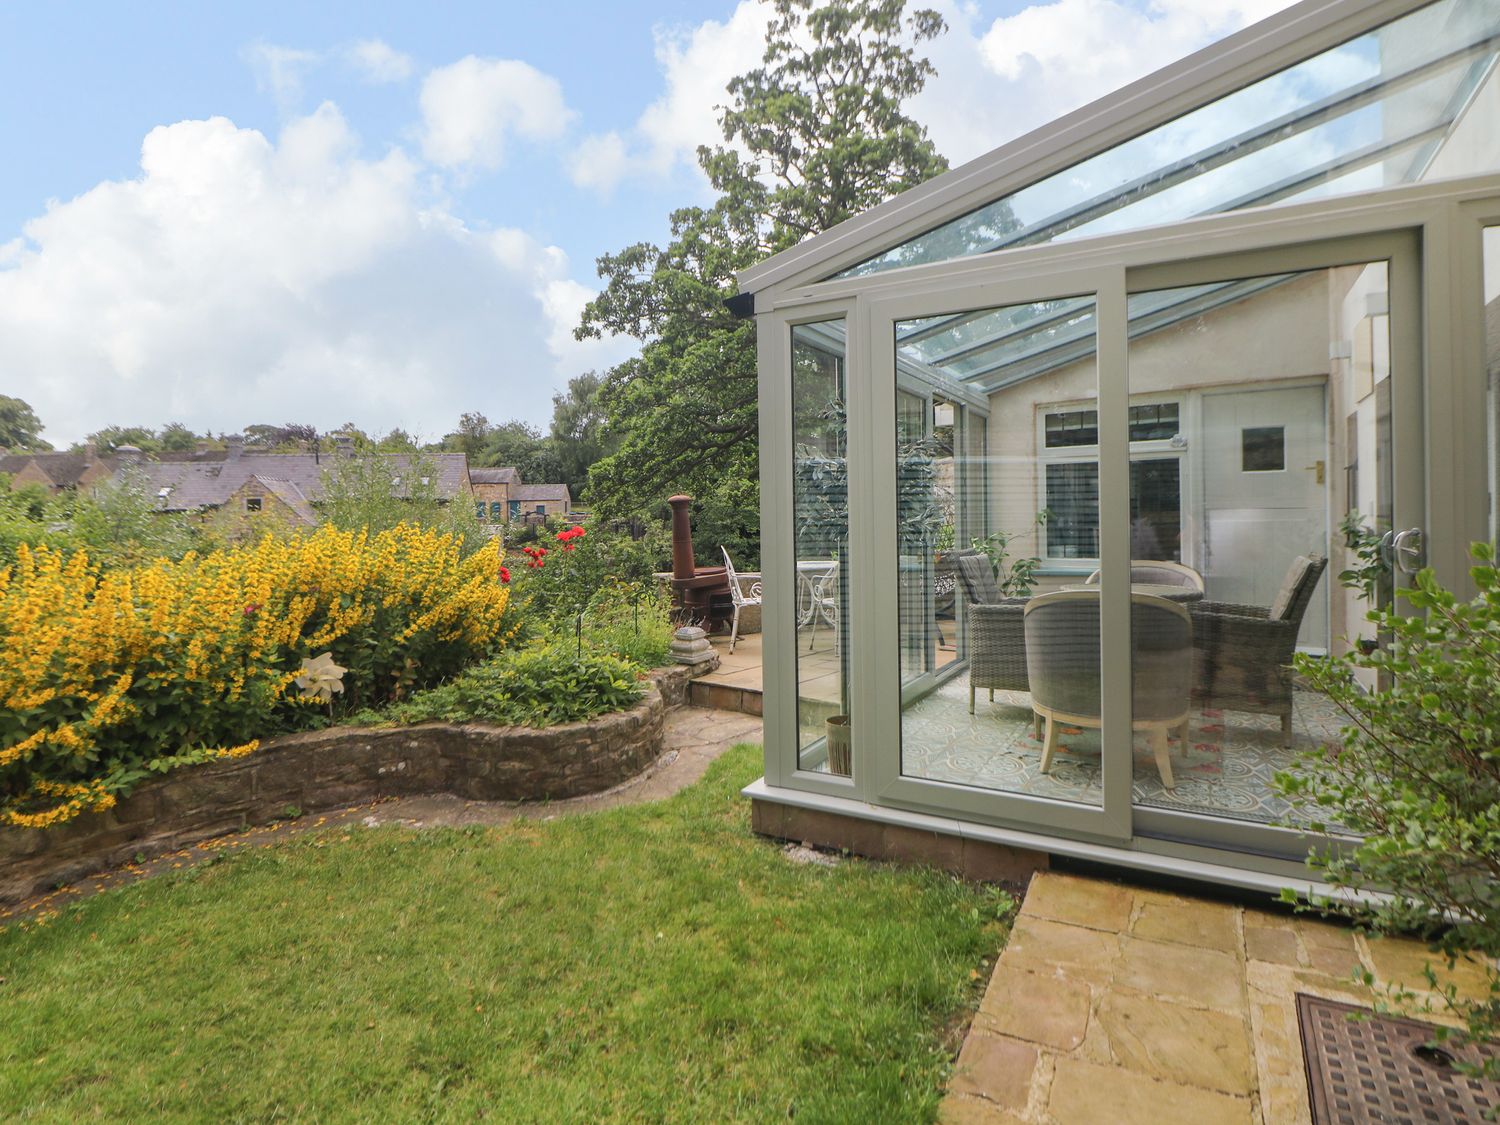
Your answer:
1200,384 -> 1329,648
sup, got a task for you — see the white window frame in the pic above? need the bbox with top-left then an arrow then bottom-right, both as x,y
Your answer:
1034,394 -> 1186,569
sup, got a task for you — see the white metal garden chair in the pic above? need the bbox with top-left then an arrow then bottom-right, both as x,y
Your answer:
805,561 -> 839,653
720,547 -> 763,654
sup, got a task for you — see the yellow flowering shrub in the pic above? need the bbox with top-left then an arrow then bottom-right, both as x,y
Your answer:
0,524 -> 518,827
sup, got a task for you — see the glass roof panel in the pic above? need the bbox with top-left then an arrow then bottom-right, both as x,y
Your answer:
893,278 -> 1292,393
837,0 -> 1500,280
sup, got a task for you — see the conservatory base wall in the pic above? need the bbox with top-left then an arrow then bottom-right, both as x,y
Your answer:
749,789 -> 1047,887
744,778 -> 1330,896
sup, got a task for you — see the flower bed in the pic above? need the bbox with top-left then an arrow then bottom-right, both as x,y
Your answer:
0,525 -> 518,827
0,663 -> 712,906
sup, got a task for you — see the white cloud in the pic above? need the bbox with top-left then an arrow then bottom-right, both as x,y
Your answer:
243,42 -> 322,113
569,1 -> 769,195
579,0 -> 1300,197
914,0 -> 1300,167
419,57 -> 575,170
345,39 -> 414,84
0,107 -> 630,446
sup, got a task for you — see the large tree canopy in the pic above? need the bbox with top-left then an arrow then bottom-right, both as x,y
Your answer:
0,397 -> 51,452
578,0 -> 953,560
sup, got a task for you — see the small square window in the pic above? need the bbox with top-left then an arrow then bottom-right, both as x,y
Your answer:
245,496 -> 263,512
1242,426 -> 1285,472
490,501 -> 503,520
474,500 -> 487,520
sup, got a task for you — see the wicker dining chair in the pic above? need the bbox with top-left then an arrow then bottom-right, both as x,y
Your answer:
1083,559 -> 1205,593
952,551 -> 1031,712
1024,590 -> 1193,788
1189,554 -> 1327,746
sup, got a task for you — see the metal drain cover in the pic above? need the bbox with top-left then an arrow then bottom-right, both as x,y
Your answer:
1297,993 -> 1499,1123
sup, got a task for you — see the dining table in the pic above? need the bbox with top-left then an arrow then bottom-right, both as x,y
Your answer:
1058,582 -> 1204,603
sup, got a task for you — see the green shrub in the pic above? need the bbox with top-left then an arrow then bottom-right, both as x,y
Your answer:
357,643 -> 646,729
510,522 -> 669,626
580,579 -> 675,668
1276,543 -> 1499,1075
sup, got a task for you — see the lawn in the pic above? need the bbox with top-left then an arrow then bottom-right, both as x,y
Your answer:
0,744 -> 1012,1122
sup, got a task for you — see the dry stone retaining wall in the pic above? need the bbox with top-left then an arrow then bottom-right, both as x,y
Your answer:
0,663 -> 711,906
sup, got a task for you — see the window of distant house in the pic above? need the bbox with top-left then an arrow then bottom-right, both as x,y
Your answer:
245,497 -> 263,512
475,500 -> 487,520
1038,401 -> 1183,563
535,505 -> 545,515
490,502 -> 503,520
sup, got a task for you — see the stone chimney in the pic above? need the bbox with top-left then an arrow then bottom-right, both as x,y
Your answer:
225,435 -> 244,460
195,439 -> 211,457
115,445 -> 143,466
82,442 -> 97,464
335,435 -> 355,458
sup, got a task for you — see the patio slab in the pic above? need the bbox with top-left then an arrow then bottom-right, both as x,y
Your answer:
940,870 -> 1498,1124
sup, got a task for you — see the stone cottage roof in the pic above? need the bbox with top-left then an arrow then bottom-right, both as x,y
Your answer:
514,483 -> 571,503
468,467 -> 518,485
0,449 -> 119,489
130,451 -> 471,513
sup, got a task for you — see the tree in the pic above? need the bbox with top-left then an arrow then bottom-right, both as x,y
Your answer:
0,397 -> 50,451
549,372 -> 616,503
441,412 -> 495,460
577,0 -> 961,561
157,422 -> 200,452
244,423 -> 319,451
480,421 -> 564,485
84,425 -> 161,454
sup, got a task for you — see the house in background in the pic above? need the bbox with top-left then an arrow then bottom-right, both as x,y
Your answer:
123,435 -> 472,530
514,483 -> 571,520
469,467 -> 518,522
739,0 -> 1500,893
0,446 -> 119,494
469,468 -> 572,523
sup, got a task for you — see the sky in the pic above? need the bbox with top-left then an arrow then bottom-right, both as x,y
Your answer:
0,0 -> 1295,448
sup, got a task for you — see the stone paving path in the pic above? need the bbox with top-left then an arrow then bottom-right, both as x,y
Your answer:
2,707 -> 763,923
940,871 -> 1494,1124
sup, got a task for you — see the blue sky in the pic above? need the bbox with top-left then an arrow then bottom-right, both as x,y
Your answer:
0,0 -> 1292,447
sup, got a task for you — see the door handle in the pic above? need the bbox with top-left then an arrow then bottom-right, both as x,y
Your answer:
1303,460 -> 1325,484
1392,528 -> 1424,575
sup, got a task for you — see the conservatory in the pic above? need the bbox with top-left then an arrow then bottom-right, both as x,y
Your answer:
738,0 -> 1500,890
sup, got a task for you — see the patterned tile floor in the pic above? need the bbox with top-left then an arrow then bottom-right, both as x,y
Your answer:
901,678 -> 1348,825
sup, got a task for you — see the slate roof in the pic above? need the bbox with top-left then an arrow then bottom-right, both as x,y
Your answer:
0,450 -> 119,488
132,452 -> 472,512
514,483 -> 571,503
249,476 -> 317,526
468,467 -> 518,484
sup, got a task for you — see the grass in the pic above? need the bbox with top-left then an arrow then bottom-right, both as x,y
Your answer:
0,744 -> 1012,1122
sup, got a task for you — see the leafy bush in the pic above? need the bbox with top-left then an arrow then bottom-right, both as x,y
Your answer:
1277,543 -> 1499,1073
580,579 -> 675,668
354,643 -> 645,729
0,524 -> 518,827
0,470 -> 203,569
510,521 -> 669,626
319,447 -> 488,556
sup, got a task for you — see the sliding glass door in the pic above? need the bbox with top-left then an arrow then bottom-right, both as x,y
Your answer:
863,232 -> 1425,856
